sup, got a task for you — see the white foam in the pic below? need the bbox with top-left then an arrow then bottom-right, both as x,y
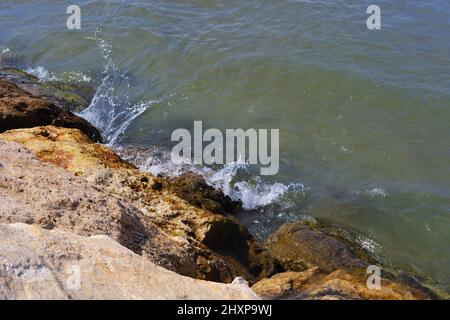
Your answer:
25,66 -> 53,80
79,31 -> 154,145
363,188 -> 389,197
0,47 -> 11,55
24,66 -> 92,83
118,145 -> 306,210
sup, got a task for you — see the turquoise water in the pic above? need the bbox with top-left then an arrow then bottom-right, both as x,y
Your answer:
0,0 -> 449,290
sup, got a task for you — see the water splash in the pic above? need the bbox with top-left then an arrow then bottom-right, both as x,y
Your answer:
0,47 -> 10,55
353,187 -> 389,198
0,47 -> 11,60
117,145 -> 306,210
79,31 -> 155,146
24,66 -> 53,80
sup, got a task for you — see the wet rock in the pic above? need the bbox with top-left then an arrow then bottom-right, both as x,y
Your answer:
264,221 -> 368,273
0,79 -> 101,142
169,172 -> 242,214
0,223 -> 259,300
0,65 -> 95,112
41,80 -> 96,113
252,268 -> 431,300
0,127 -> 275,283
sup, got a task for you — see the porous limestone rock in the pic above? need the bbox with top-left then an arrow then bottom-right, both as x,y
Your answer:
0,223 -> 259,300
0,138 -> 197,276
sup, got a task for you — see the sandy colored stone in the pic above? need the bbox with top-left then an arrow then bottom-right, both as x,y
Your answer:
0,138 -> 197,276
0,223 -> 259,300
251,268 -> 320,299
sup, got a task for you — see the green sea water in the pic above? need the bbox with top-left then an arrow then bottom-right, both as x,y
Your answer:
0,0 -> 449,290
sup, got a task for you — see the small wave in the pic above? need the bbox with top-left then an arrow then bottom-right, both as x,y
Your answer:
205,163 -> 306,210
25,66 -> 92,83
0,47 -> 11,55
231,179 -> 305,210
360,188 -> 389,197
118,145 -> 306,210
0,47 -> 13,64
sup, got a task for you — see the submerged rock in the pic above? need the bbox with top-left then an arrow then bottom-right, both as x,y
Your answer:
252,268 -> 430,300
264,221 -> 368,273
0,79 -> 101,142
0,127 -> 275,283
259,220 -> 438,299
0,65 -> 95,113
0,223 -> 259,300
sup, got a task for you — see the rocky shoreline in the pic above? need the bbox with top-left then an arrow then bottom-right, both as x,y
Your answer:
0,66 -> 441,300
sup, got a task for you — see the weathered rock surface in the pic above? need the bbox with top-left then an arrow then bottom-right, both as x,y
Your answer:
0,138 -> 197,276
252,268 -> 430,300
0,223 -> 259,300
0,65 -> 95,113
264,221 -> 368,273
0,127 -> 275,283
0,79 -> 101,142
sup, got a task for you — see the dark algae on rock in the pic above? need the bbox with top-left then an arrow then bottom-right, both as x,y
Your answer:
0,79 -> 101,142
0,65 -> 95,113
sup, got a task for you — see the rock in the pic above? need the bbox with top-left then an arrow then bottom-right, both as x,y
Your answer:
0,65 -> 95,112
168,172 -> 242,214
0,125 -> 127,171
231,277 -> 250,287
252,268 -> 430,300
0,128 -> 275,283
0,79 -> 101,142
0,223 -> 259,300
0,138 -> 197,276
251,268 -> 320,299
264,221 -> 368,273
39,80 -> 96,113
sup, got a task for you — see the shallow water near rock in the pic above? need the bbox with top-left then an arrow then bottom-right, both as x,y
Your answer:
1,0 -> 449,291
